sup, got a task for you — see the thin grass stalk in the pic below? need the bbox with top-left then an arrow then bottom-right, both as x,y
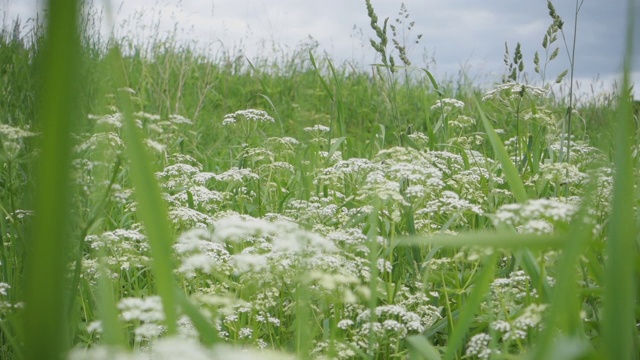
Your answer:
406,335 -> 442,360
443,253 -> 498,360
109,46 -> 179,335
327,57 -> 346,140
366,201 -> 381,359
96,258 -> 127,347
23,0 -> 80,358
475,99 -> 528,203
601,0 -> 637,357
561,0 -> 584,196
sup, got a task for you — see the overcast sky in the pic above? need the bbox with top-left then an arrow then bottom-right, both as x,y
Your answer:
3,0 -> 639,96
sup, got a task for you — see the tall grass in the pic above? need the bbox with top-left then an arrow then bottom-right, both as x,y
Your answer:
21,1 -> 80,359
0,0 -> 637,359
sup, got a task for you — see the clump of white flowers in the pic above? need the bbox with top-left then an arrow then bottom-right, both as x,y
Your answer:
223,109 -> 275,125
465,333 -> 498,360
482,82 -> 547,101
430,98 -> 465,114
493,198 -> 578,234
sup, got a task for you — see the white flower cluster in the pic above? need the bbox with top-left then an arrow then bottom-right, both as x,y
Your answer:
494,198 -> 578,234
482,82 -> 547,101
303,124 -> 330,133
0,123 -> 38,140
74,132 -> 125,154
487,303 -> 547,342
465,333 -> 497,360
117,296 -> 166,341
535,162 -> 588,186
175,213 -> 337,278
82,229 -> 150,277
222,109 -> 275,125
430,98 -> 465,113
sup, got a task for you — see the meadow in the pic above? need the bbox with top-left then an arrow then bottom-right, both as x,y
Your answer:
0,0 -> 638,359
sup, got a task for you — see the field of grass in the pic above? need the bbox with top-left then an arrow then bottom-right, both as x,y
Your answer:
0,0 -> 638,359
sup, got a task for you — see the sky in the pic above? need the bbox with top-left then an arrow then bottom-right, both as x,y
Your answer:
3,0 -> 639,98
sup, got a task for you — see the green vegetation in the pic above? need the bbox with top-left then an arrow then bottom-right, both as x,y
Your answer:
0,0 -> 637,359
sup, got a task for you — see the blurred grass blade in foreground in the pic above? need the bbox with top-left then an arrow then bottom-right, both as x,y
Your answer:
602,0 -> 637,357
23,0 -> 80,359
109,45 -> 179,335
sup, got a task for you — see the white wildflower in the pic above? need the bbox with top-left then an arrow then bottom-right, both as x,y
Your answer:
216,167 -> 260,183
337,319 -> 354,329
482,82 -> 547,101
86,320 -> 103,334
431,98 -> 465,113
168,207 -> 214,229
238,327 -> 253,339
118,296 -> 164,323
169,114 -> 193,125
133,111 -> 161,121
94,113 -> 124,128
465,333 -> 494,360
0,124 -> 38,139
223,109 -> 275,125
303,124 -> 330,132
0,282 -> 10,296
134,323 -> 164,341
145,139 -> 166,153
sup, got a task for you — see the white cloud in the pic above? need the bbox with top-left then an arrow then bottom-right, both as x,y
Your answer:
2,0 -> 638,90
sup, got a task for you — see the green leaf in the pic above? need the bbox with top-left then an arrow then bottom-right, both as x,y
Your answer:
23,1 -> 80,358
175,291 -> 218,346
309,51 -> 335,102
96,257 -> 127,347
532,193 -> 596,359
443,253 -> 498,360
398,231 -> 564,249
422,68 -> 443,96
246,57 -> 270,94
475,99 -> 529,203
257,93 -> 285,134
110,47 -> 179,335
407,335 -> 442,360
601,13 -> 637,357
327,136 -> 347,162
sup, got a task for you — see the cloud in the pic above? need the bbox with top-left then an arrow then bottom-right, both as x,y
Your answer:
3,0 -> 638,90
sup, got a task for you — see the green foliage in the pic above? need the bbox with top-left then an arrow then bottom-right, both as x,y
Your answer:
21,1 -> 81,359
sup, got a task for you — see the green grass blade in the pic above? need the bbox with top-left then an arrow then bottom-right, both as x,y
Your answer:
246,57 -> 270,94
407,335 -> 442,360
326,58 -> 346,138
516,249 -> 552,302
475,99 -> 528,203
258,94 -> 285,134
23,0 -> 80,358
421,68 -> 443,97
443,253 -> 498,360
398,231 -> 564,249
531,195 -> 595,359
175,290 -> 218,346
326,136 -> 347,162
109,47 -> 179,335
601,0 -> 637,356
96,258 -> 126,347
309,51 -> 335,102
